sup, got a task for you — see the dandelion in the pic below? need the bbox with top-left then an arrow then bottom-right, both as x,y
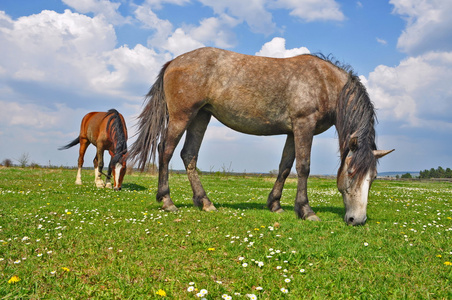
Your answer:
156,289 -> 167,297
8,275 -> 20,284
66,212 -> 72,215
436,255 -> 442,258
208,248 -> 215,251
280,287 -> 289,293
444,261 -> 452,266
62,267 -> 70,272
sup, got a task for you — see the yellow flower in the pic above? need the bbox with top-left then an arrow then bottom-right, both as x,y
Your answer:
66,212 -> 72,215
62,267 -> 70,272
8,275 -> 20,284
444,261 -> 452,266
208,248 -> 215,251
436,255 -> 442,258
156,289 -> 167,297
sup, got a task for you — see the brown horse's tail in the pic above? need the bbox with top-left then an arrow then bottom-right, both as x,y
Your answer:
58,137 -> 80,150
129,61 -> 172,171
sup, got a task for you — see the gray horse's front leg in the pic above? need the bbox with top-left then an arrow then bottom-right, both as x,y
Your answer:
267,134 -> 295,213
292,119 -> 320,221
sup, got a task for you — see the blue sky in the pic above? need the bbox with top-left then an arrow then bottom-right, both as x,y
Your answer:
1,0 -> 451,174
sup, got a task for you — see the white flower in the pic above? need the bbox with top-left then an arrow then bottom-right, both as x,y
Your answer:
246,294 -> 257,300
285,278 -> 291,283
222,294 -> 232,300
238,256 -> 245,261
257,261 -> 264,267
187,286 -> 195,292
50,270 -> 56,275
300,269 -> 306,273
14,259 -> 21,264
242,263 -> 248,267
364,242 -> 369,247
256,286 -> 263,291
281,287 -> 289,293
276,266 -> 282,270
189,282 -> 195,285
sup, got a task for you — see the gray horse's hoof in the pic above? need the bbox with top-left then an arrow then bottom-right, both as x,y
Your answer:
306,214 -> 321,222
162,204 -> 178,212
203,204 -> 217,212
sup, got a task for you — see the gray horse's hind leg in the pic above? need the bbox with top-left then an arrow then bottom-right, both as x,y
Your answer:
181,110 -> 216,211
267,134 -> 295,213
157,120 -> 187,212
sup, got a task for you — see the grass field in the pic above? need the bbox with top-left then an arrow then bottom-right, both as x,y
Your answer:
0,167 -> 451,299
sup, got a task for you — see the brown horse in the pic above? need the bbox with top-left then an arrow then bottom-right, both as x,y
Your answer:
60,109 -> 128,190
129,47 -> 393,225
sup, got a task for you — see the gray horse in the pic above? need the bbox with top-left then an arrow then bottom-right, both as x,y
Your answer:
130,47 -> 393,225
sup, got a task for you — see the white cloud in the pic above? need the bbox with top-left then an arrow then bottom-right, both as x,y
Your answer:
391,0 -> 452,55
255,37 -> 310,58
198,0 -> 276,34
271,0 -> 345,22
62,0 -> 130,25
0,9 -> 161,100
366,51 -> 452,129
162,28 -> 205,57
376,38 -> 387,45
188,14 -> 240,48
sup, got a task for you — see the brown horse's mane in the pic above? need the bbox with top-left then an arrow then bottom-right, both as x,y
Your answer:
105,109 -> 128,165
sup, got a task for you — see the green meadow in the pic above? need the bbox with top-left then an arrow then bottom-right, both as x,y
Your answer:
0,167 -> 451,299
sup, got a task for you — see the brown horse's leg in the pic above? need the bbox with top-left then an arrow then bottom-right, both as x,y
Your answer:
105,150 -> 114,189
157,120 -> 187,212
293,119 -> 320,221
94,148 -> 105,188
267,134 -> 295,213
181,110 -> 216,211
76,139 -> 90,185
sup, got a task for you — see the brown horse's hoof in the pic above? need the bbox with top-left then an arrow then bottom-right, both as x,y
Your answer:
306,214 -> 321,222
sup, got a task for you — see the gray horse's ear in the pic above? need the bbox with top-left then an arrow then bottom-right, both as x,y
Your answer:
373,149 -> 394,159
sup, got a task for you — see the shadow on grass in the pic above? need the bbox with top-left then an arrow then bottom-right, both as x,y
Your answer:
215,202 -> 344,217
122,183 -> 148,191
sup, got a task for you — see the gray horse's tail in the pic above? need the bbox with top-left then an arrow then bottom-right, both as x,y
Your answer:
58,136 -> 80,150
129,61 -> 171,171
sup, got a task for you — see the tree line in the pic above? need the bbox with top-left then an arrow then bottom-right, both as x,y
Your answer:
418,166 -> 452,179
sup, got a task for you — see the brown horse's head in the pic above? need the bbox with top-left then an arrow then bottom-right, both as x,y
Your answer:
112,154 -> 127,190
337,139 -> 393,225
